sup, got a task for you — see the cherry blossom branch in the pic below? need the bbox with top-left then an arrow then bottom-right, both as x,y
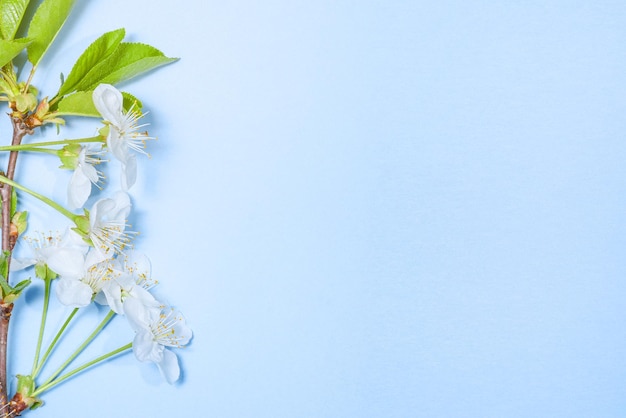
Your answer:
0,3 -> 188,415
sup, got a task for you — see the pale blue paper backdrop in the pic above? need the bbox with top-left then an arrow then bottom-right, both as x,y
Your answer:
3,1 -> 626,417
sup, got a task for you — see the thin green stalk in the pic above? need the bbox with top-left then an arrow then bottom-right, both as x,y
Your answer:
22,65 -> 37,94
33,308 -> 79,379
32,342 -> 132,396
0,174 -> 76,221
0,136 -> 103,151
0,147 -> 58,154
31,278 -> 52,376
38,310 -> 116,389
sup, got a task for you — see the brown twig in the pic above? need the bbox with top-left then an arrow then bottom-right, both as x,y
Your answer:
1,118 -> 30,254
0,117 -> 30,417
0,304 -> 12,418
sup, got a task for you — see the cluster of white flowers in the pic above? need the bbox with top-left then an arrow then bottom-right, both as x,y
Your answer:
0,3 -> 188,411
14,84 -> 191,384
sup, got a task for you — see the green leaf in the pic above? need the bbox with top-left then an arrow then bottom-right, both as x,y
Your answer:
11,278 -> 30,294
56,91 -> 99,117
57,28 -> 126,97
26,0 -> 76,66
0,37 -> 30,67
3,278 -> 31,303
0,276 -> 8,299
122,91 -> 143,112
0,77 -> 12,96
0,0 -> 30,40
10,187 -> 16,217
57,89 -> 142,117
73,42 -> 178,91
0,253 -> 31,302
0,252 -> 8,298
0,251 -> 7,278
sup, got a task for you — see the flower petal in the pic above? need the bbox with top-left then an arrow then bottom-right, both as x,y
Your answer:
121,154 -> 137,190
107,127 -> 128,163
100,274 -> 127,314
93,84 -> 123,124
55,279 -> 93,307
124,296 -> 157,330
157,349 -> 180,384
46,248 -> 86,279
109,191 -> 132,219
81,159 -> 100,184
133,330 -> 163,363
9,257 -> 36,272
68,168 -> 92,209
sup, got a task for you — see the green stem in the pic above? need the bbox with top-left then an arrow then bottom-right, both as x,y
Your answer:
0,136 -> 103,152
0,147 -> 58,155
48,95 -> 61,107
31,278 -> 52,376
0,174 -> 76,221
22,65 -> 37,94
38,310 -> 116,389
32,342 -> 131,396
33,308 -> 79,379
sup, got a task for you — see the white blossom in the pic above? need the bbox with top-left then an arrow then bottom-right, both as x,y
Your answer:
87,191 -> 135,261
97,252 -> 159,314
11,229 -> 88,273
124,298 -> 192,384
52,250 -> 121,307
93,84 -> 152,190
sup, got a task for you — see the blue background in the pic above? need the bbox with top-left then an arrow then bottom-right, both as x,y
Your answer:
4,1 -> 626,417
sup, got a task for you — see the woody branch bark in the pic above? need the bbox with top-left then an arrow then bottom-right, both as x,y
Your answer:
0,117 -> 30,417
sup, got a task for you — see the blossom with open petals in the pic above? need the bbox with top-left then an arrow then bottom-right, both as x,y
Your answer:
52,250 -> 121,307
124,298 -> 192,383
93,84 -> 151,189
80,191 -> 135,261
11,229 -> 88,273
97,251 -> 159,314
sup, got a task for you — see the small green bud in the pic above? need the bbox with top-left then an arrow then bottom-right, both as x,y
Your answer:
3,293 -> 18,304
11,211 -> 27,235
16,375 -> 35,398
14,92 -> 37,113
34,97 -> 49,119
13,375 -> 43,411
